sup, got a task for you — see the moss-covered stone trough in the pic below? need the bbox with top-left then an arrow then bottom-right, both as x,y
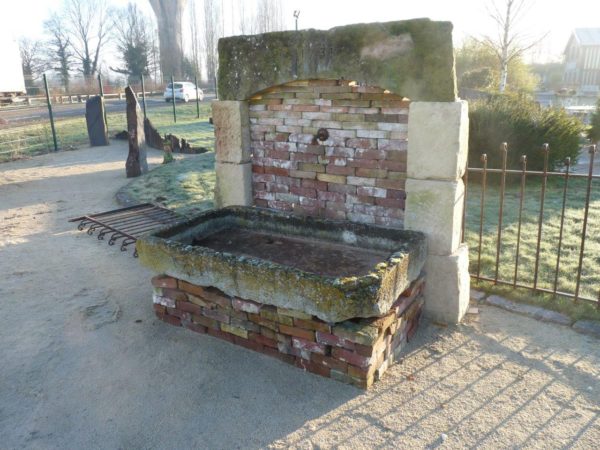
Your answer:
137,207 -> 427,322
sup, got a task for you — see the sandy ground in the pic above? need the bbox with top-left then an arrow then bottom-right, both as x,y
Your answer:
1,144 -> 599,449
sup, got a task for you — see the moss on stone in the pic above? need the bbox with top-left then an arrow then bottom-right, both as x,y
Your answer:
218,19 -> 456,102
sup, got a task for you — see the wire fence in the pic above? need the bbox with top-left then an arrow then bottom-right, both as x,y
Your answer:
0,73 -> 215,162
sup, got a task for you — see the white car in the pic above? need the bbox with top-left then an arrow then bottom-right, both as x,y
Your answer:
164,82 -> 204,102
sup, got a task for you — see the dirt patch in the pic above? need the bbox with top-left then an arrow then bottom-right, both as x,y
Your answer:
1,144 -> 599,448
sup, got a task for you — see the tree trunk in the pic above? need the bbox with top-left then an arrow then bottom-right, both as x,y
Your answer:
148,0 -> 188,80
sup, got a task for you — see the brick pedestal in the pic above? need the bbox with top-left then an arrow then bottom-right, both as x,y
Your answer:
151,274 -> 425,389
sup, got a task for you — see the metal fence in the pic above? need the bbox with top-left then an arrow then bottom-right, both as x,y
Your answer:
463,143 -> 599,307
0,73 -> 214,162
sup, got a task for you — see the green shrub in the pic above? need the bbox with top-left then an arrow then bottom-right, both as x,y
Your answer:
468,95 -> 584,171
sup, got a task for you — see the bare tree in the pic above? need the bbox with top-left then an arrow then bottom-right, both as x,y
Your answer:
203,0 -> 222,87
111,3 -> 153,83
481,0 -> 544,92
189,0 -> 202,80
148,0 -> 188,79
44,13 -> 73,91
19,38 -> 46,88
256,0 -> 284,34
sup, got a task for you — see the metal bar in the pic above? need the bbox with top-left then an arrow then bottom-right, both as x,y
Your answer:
476,153 -> 488,280
574,145 -> 597,302
472,275 -> 598,305
43,74 -> 58,152
195,75 -> 200,119
141,74 -> 147,120
533,144 -> 550,290
513,155 -> 527,287
171,75 -> 177,123
553,157 -> 571,293
467,168 -> 600,179
461,161 -> 468,244
494,143 -> 508,283
69,203 -> 159,222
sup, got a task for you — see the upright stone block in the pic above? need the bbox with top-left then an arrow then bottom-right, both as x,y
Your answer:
404,178 -> 464,256
215,162 -> 252,207
422,244 -> 470,323
212,101 -> 251,163
407,101 -> 468,181
125,86 -> 148,178
85,96 -> 109,146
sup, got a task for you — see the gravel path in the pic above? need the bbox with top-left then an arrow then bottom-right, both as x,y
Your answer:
1,145 -> 599,449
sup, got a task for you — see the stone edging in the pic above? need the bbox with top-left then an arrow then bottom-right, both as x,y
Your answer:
471,290 -> 600,339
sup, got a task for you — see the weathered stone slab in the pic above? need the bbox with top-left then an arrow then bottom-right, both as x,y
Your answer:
212,101 -> 251,163
407,101 -> 468,181
125,86 -> 148,178
470,289 -> 486,301
214,162 -> 253,207
572,320 -> 600,339
85,96 -> 109,146
422,244 -> 470,324
404,178 -> 464,256
486,295 -> 572,326
218,19 -> 456,101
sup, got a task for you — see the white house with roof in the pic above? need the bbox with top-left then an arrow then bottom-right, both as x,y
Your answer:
563,28 -> 600,93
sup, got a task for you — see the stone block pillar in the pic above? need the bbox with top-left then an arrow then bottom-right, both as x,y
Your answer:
404,101 -> 470,323
212,101 -> 252,207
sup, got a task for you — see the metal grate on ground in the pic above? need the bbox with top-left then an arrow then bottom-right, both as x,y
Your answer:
69,203 -> 183,257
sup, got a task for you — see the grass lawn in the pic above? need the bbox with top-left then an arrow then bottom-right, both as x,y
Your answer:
465,172 -> 600,320
0,101 -> 214,162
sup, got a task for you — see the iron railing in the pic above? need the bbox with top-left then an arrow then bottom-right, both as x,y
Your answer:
463,143 -> 599,307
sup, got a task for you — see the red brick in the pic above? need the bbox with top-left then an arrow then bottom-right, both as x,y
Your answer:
301,179 -> 328,190
311,354 -> 348,373
207,327 -> 235,343
260,326 -> 277,340
378,160 -> 406,171
252,173 -> 276,183
191,314 -> 220,330
159,314 -> 181,327
275,176 -> 302,187
295,358 -> 331,378
261,346 -> 296,364
291,186 -> 317,198
265,149 -> 291,160
184,322 -> 207,334
316,191 -> 344,203
278,324 -> 315,341
375,197 -> 405,208
290,152 -> 318,163
332,348 -> 373,368
292,337 -> 327,354
346,138 -> 377,149
253,182 -> 266,191
355,149 -> 387,160
325,165 -> 355,175
254,199 -> 268,208
233,335 -> 264,352
325,201 -> 348,212
161,288 -> 187,302
201,288 -> 232,308
249,332 -> 278,348
202,308 -> 230,324
328,183 -> 356,194
176,300 -> 203,316
347,158 -> 379,169
324,209 -> 346,220
252,165 -> 265,173
153,304 -> 166,315
151,275 -> 178,289
356,168 -> 387,178
264,167 -> 290,176
316,331 -> 354,349
248,313 -> 279,331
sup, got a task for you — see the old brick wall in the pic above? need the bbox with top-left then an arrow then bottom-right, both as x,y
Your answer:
249,79 -> 408,228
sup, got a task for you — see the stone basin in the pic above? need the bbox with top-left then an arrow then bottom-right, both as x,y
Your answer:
136,206 -> 427,322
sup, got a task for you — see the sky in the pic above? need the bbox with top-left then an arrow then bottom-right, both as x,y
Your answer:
3,0 -> 600,64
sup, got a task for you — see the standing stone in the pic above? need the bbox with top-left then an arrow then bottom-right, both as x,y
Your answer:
85,96 -> 109,146
125,86 -> 148,178
144,117 -> 164,150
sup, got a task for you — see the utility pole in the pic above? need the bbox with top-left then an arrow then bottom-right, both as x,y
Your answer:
293,10 -> 300,31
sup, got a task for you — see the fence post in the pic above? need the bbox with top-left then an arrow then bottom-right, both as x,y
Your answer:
171,75 -> 177,123
195,75 -> 200,119
98,74 -> 108,133
43,74 -> 59,152
140,74 -> 147,120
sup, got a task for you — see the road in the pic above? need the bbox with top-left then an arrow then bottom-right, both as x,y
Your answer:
0,94 -> 215,127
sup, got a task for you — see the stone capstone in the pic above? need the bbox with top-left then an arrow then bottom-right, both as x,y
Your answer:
85,95 -> 109,146
218,19 -> 456,102
125,86 -> 148,178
